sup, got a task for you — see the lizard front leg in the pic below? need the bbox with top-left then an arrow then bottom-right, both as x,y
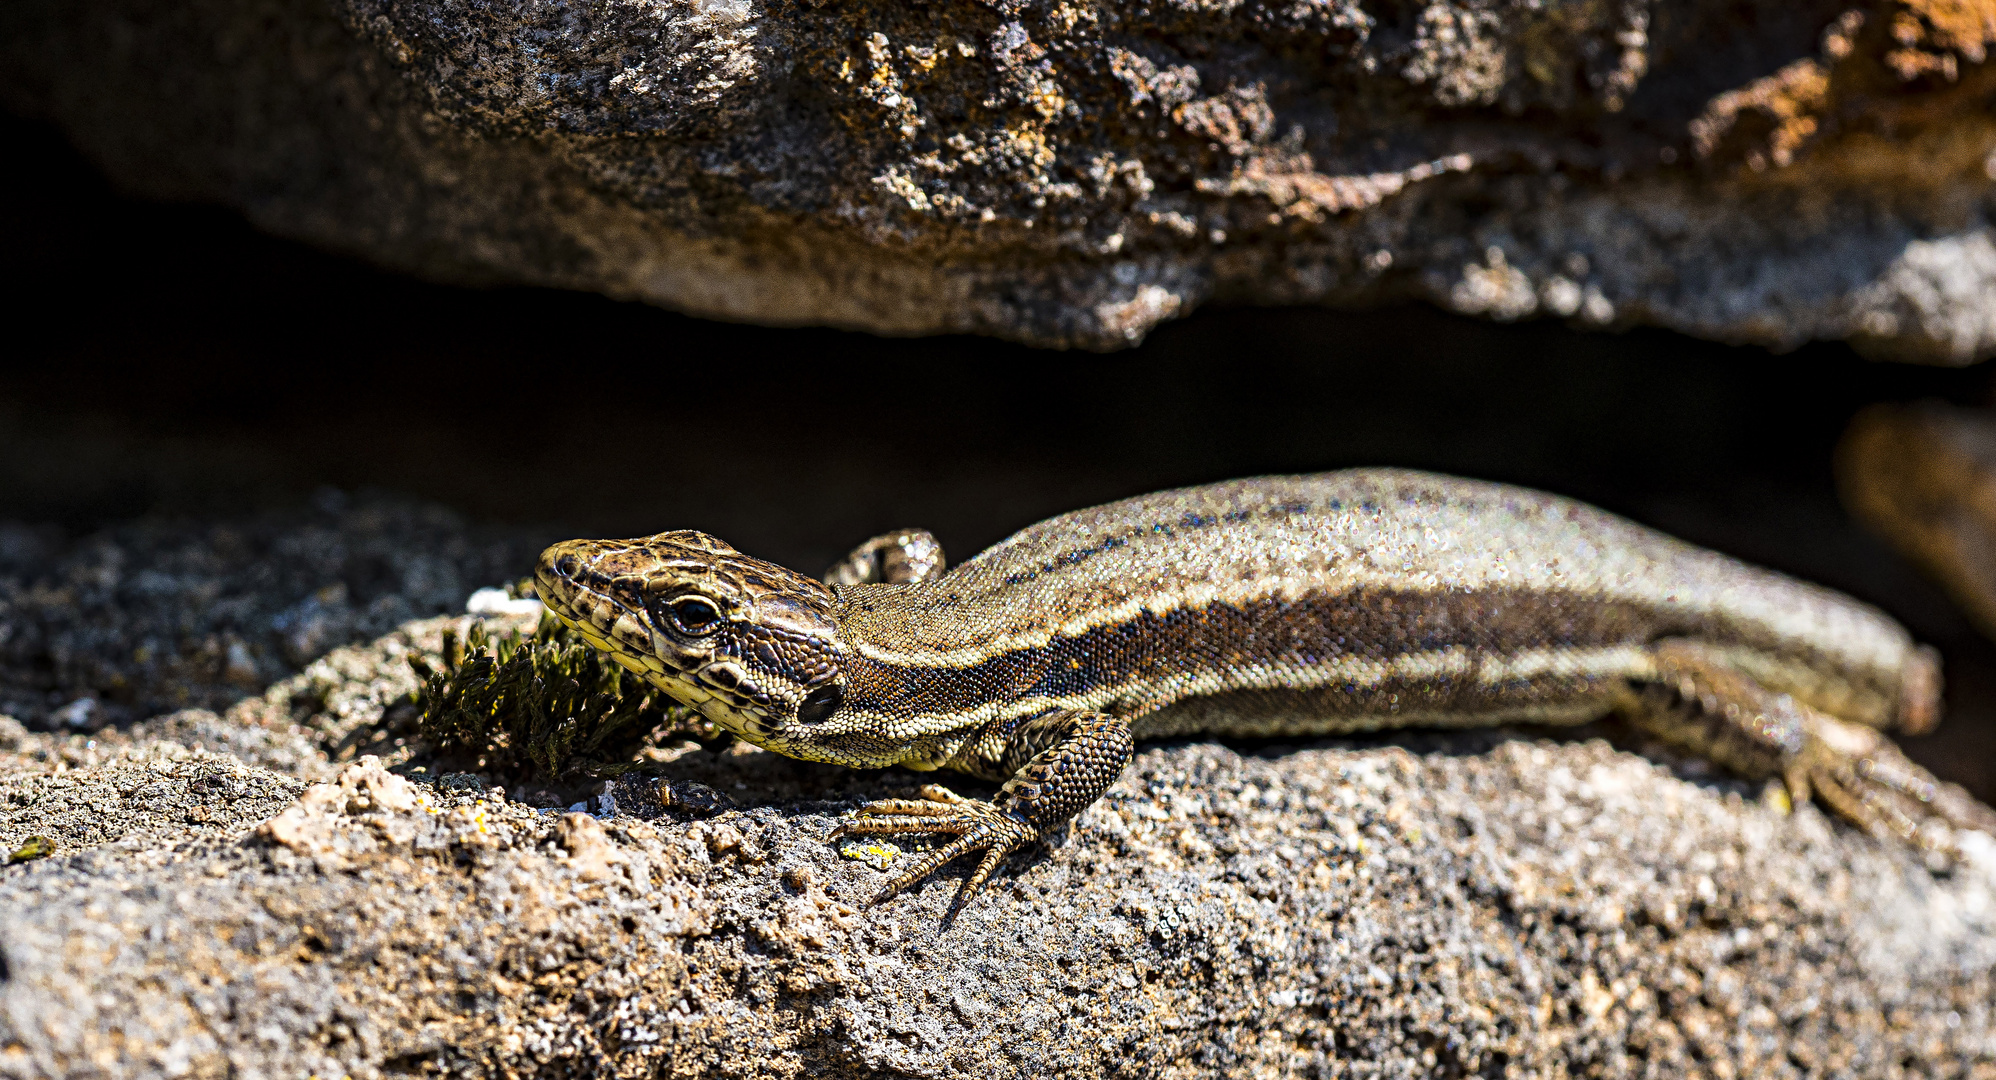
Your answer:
1629,639 -> 1996,844
831,710 -> 1135,913
823,529 -> 946,586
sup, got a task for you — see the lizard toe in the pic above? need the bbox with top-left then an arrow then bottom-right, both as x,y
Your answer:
1792,715 -> 1996,852
833,797 -> 1037,905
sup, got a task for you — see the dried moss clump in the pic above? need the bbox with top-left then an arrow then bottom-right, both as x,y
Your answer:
410,615 -> 701,782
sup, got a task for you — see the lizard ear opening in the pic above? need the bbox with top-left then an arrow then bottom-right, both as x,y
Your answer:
796,683 -> 843,724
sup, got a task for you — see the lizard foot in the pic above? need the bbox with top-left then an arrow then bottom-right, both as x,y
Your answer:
831,784 -> 1037,909
1786,712 -> 1996,850
1636,640 -> 1996,855
830,711 -> 1133,914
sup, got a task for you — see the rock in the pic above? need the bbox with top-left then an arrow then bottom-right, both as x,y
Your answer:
1841,402 -> 1996,638
553,810 -> 629,881
5,728 -> 1996,1076
48,698 -> 100,731
4,616 -> 1996,1076
0,743 -> 306,858
0,493 -> 544,728
1,493 -> 1994,1076
4,0 -> 1994,357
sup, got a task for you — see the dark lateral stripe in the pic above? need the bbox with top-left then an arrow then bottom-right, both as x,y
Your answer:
1130,686 -> 1617,740
839,584 -> 1862,722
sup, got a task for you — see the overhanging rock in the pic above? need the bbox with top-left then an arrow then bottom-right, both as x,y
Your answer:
4,0 -> 1995,355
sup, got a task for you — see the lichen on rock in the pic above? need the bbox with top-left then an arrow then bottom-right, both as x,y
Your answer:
4,0 -> 1994,356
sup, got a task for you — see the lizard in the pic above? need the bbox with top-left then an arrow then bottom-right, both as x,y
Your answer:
531,469 -> 1996,912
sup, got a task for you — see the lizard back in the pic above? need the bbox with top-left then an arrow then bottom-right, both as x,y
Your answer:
831,469 -> 1931,738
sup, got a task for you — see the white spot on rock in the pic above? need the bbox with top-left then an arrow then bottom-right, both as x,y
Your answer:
466,587 -> 543,616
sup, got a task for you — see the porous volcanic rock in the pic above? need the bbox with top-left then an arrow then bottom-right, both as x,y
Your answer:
4,0 -> 1995,356
4,617 -> 1996,1078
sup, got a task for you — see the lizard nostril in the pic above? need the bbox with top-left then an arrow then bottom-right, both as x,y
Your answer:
796,683 -> 843,724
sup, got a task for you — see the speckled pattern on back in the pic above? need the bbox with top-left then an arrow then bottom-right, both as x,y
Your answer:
536,469 -> 1932,772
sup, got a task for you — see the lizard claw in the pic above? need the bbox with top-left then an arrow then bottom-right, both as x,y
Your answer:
833,787 -> 1038,910
1790,714 -> 1996,852
1641,640 -> 1996,860
831,712 -> 1134,915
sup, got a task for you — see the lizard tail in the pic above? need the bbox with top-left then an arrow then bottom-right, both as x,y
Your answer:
1897,644 -> 1943,736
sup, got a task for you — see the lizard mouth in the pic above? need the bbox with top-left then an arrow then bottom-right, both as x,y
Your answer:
533,543 -> 643,659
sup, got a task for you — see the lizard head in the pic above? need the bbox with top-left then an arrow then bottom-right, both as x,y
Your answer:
534,532 -> 905,767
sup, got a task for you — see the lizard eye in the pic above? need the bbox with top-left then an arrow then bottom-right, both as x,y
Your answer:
653,595 -> 722,637
796,683 -> 842,724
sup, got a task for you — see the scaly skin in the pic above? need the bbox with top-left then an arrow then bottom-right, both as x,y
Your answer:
533,469 -> 1993,913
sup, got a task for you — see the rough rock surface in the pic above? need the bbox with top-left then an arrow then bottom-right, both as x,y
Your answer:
4,0 -> 1995,356
0,492 -> 544,730
6,613 -> 1996,1078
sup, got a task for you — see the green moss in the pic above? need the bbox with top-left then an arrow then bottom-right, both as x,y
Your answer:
409,615 -> 707,782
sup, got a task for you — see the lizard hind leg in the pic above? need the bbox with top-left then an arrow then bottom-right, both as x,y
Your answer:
1628,639 -> 1996,848
830,710 -> 1135,916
